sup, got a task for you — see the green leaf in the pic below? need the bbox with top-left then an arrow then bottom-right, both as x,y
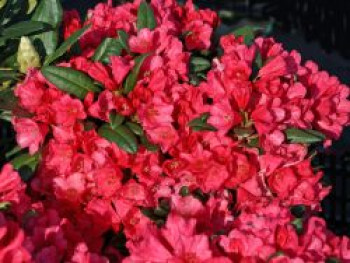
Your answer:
123,53 -> 150,94
232,25 -> 260,45
11,152 -> 39,171
140,135 -> 159,152
5,145 -> 22,159
285,128 -> 326,144
41,66 -> 101,99
1,21 -> 52,39
136,1 -> 157,31
117,30 -> 130,53
188,113 -> 217,132
44,24 -> 91,65
190,56 -> 211,73
0,69 -> 20,81
109,112 -> 125,130
31,0 -> 63,56
98,124 -> 138,154
126,121 -> 144,136
0,0 -> 26,26
291,218 -> 304,235
92,38 -> 122,64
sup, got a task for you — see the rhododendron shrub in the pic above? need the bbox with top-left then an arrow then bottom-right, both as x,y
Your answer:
1,0 -> 350,262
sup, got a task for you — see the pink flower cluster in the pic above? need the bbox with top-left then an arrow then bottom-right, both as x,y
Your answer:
2,0 -> 350,262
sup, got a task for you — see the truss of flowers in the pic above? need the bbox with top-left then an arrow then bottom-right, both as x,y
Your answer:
0,0 -> 350,262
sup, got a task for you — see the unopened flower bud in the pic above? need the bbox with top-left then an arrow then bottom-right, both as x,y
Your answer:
17,36 -> 41,73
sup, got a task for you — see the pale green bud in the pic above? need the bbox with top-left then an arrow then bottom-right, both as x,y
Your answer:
17,36 -> 41,73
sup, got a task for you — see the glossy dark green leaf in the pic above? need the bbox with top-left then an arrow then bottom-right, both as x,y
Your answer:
285,128 -> 326,144
44,24 -> 91,65
137,1 -> 156,31
31,0 -> 63,56
188,113 -> 217,132
98,124 -> 138,154
0,69 -> 20,81
190,56 -> 211,73
41,66 -> 101,99
117,30 -> 130,53
1,21 -> 52,39
0,0 -> 26,26
92,38 -> 123,64
11,152 -> 39,171
109,112 -> 125,130
126,122 -> 144,136
123,53 -> 149,94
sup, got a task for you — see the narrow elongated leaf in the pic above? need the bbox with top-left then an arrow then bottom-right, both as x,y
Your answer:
5,145 -> 22,159
31,0 -> 63,56
285,128 -> 326,144
0,69 -> 20,81
92,38 -> 122,64
11,152 -> 39,170
123,53 -> 150,94
188,113 -> 217,132
0,0 -> 26,26
126,121 -> 144,136
1,21 -> 52,39
41,66 -> 100,99
137,1 -> 157,31
109,112 -> 125,130
44,24 -> 91,65
98,124 -> 138,154
117,30 -> 130,53
190,56 -> 211,73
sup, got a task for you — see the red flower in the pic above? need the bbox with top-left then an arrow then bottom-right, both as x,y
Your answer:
12,118 -> 48,154
63,10 -> 82,40
52,95 -> 87,126
184,20 -> 213,51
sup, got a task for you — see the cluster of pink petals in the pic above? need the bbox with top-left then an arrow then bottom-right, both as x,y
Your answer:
1,0 -> 350,262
